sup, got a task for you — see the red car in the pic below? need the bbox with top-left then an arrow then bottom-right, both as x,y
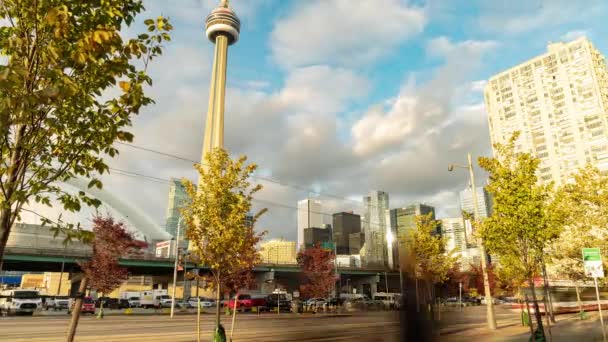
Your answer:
225,294 -> 266,311
68,297 -> 96,314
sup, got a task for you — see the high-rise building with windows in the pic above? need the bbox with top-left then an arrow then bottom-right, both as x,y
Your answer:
485,37 -> 608,186
441,217 -> 467,253
303,227 -> 332,250
332,212 -> 362,255
459,186 -> 492,218
164,178 -> 189,239
389,204 -> 436,268
297,199 -> 323,251
361,191 -> 389,267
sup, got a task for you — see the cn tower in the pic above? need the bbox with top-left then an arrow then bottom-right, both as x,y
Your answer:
200,0 -> 240,169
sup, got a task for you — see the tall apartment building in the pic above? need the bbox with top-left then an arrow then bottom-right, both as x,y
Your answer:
485,37 -> 608,185
361,191 -> 389,267
332,212 -> 362,255
297,199 -> 323,251
259,239 -> 297,264
164,178 -> 189,239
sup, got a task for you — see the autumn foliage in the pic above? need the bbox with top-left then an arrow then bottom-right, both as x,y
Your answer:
297,244 -> 335,299
80,216 -> 146,294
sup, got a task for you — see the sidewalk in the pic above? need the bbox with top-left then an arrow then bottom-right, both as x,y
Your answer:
443,311 -> 608,341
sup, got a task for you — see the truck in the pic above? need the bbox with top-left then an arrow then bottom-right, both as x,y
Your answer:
121,291 -> 141,308
0,289 -> 42,316
140,289 -> 172,309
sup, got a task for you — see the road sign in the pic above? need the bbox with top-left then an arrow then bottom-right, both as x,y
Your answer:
583,248 -> 607,341
583,248 -> 604,278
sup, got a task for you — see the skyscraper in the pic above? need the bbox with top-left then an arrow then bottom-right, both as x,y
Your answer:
200,0 -> 240,176
164,178 -> 188,239
389,203 -> 436,268
303,227 -> 332,250
485,37 -> 608,186
459,187 -> 492,218
297,199 -> 323,250
459,186 -> 492,247
332,212 -> 362,255
440,217 -> 467,253
362,191 -> 389,267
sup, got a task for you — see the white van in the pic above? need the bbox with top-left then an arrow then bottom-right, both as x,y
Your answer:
140,290 -> 171,309
373,292 -> 401,309
0,289 -> 42,316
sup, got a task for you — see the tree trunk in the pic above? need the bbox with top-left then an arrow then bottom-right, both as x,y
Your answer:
541,260 -> 555,323
528,276 -> 545,339
66,277 -> 88,342
215,281 -> 221,329
0,125 -> 27,265
575,284 -> 583,319
543,296 -> 553,342
415,277 -> 420,313
0,211 -> 12,265
230,293 -> 239,341
525,295 -> 534,337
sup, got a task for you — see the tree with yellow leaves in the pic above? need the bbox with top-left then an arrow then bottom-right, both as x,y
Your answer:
181,148 -> 266,335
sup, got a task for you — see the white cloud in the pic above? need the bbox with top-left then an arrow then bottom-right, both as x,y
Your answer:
561,30 -> 589,42
352,37 -> 496,157
144,0 -> 268,25
270,0 -> 426,68
478,0 -> 607,35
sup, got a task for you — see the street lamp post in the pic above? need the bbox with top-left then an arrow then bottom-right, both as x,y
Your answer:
170,217 -> 183,319
449,153 -> 497,330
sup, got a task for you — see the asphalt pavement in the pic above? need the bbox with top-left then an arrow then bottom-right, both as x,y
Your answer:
0,311 -> 401,342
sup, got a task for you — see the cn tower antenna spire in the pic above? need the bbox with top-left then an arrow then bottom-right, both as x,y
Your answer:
199,0 -> 240,180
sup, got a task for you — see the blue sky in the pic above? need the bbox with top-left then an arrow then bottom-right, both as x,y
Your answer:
24,0 -> 608,241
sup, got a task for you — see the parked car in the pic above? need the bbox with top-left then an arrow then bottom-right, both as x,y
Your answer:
68,297 -> 96,314
226,294 -> 266,312
46,296 -> 70,311
481,297 -> 505,305
305,298 -> 326,308
465,297 -> 481,306
176,300 -> 194,309
264,293 -> 291,312
118,299 -> 131,309
445,297 -> 461,306
188,297 -> 215,308
96,297 -> 119,309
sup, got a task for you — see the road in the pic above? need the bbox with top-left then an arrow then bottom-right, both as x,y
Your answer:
3,305 -> 606,341
0,311 -> 401,342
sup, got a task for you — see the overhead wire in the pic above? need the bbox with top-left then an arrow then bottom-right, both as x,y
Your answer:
116,142 -> 363,204
105,166 -> 391,229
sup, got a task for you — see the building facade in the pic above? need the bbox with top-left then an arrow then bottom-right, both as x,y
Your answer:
459,186 -> 492,218
485,37 -> 608,186
259,239 -> 297,264
389,204 -> 437,268
297,199 -> 323,250
164,178 -> 188,239
332,212 -> 362,255
440,217 -> 467,254
361,191 -> 389,267
303,227 -> 332,250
